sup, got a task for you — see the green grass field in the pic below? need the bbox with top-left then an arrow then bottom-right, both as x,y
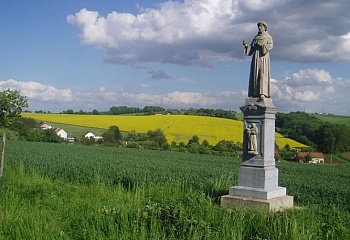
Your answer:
23,113 -> 307,149
312,114 -> 350,126
0,140 -> 349,239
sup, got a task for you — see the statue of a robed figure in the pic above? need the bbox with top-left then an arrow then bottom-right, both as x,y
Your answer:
243,21 -> 273,99
221,21 -> 293,211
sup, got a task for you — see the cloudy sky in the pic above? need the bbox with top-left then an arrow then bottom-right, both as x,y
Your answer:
1,0 -> 350,115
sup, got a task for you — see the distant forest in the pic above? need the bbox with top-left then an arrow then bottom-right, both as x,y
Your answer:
38,105 -> 238,120
276,111 -> 350,154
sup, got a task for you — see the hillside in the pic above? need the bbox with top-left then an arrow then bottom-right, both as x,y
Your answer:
23,113 -> 307,149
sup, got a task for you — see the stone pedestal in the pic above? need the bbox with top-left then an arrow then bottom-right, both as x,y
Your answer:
221,98 -> 293,211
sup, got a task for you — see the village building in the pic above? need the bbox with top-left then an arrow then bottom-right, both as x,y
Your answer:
83,131 -> 95,139
54,128 -> 68,140
39,122 -> 53,130
39,122 -> 68,140
83,131 -> 103,141
297,152 -> 325,164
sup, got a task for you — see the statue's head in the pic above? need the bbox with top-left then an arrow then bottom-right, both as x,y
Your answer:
257,21 -> 268,31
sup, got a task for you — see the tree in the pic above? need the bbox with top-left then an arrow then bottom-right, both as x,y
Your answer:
102,125 -> 122,143
10,117 -> 38,138
92,109 -> 99,115
201,140 -> 210,148
0,89 -> 28,127
187,135 -> 200,145
147,129 -> 167,148
305,153 -> 312,163
64,109 -> 74,114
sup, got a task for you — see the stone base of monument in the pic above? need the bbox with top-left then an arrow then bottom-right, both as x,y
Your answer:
220,97 -> 293,211
221,194 -> 293,211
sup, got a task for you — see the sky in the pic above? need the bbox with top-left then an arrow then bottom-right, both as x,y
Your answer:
1,0 -> 350,115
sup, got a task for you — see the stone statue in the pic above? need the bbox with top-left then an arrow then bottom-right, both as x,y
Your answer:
243,21 -> 273,99
246,123 -> 258,155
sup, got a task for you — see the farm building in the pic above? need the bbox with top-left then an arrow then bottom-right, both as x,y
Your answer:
39,122 -> 53,130
54,128 -> 68,140
297,152 -> 325,164
83,131 -> 103,141
83,131 -> 95,139
39,122 -> 68,140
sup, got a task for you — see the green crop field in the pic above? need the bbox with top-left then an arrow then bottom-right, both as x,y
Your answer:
0,140 -> 349,239
312,114 -> 350,126
22,113 -> 307,149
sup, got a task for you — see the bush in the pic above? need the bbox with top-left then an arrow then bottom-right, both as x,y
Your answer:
126,142 -> 141,149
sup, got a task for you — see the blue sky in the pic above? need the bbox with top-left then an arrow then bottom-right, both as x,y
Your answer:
1,0 -> 350,115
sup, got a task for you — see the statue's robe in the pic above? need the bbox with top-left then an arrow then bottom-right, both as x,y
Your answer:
244,32 -> 273,98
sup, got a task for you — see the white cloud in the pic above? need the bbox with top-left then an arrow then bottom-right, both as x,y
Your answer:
0,78 -> 242,112
293,90 -> 320,102
68,0 -> 350,66
286,69 -> 332,87
3,72 -> 349,115
121,91 -> 220,107
67,1 -> 241,67
271,68 -> 350,114
0,79 -> 73,102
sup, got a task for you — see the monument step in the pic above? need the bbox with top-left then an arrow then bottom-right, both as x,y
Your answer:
229,185 -> 286,200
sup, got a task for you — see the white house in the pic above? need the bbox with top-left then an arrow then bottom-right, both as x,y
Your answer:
83,131 -> 96,139
39,122 -> 53,130
94,136 -> 103,141
83,131 -> 104,141
297,152 -> 325,164
55,128 -> 68,140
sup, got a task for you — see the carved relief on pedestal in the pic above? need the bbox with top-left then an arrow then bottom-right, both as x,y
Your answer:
246,123 -> 259,155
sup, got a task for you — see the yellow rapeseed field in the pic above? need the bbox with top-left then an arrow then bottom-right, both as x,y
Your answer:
23,113 -> 307,149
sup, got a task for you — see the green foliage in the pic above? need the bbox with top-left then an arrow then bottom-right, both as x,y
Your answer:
187,135 -> 200,145
212,140 -> 241,156
183,108 -> 238,120
9,117 -> 37,138
279,144 -> 297,160
201,140 -> 210,148
80,136 -> 96,145
109,105 -> 142,115
92,109 -> 99,115
63,109 -> 74,114
0,89 -> 28,127
143,106 -> 165,114
314,123 -> 350,154
60,106 -> 239,120
305,153 -> 312,162
147,129 -> 167,148
276,112 -> 350,154
102,125 -> 122,143
26,129 -> 63,143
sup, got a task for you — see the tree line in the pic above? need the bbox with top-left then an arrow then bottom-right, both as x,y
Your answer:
58,106 -> 238,120
276,111 -> 350,154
